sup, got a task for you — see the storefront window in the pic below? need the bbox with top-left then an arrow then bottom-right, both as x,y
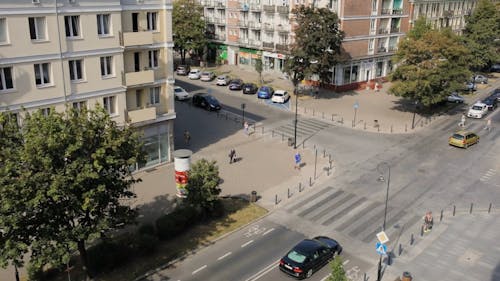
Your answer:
376,61 -> 384,77
343,67 -> 351,84
143,135 -> 160,167
351,65 -> 359,82
159,132 -> 169,162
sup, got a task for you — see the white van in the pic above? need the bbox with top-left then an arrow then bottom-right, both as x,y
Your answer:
467,102 -> 488,119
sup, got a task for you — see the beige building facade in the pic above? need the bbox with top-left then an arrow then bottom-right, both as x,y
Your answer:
0,0 -> 176,169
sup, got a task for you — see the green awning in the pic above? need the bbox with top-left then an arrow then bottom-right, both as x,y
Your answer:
219,50 -> 227,60
239,47 -> 259,54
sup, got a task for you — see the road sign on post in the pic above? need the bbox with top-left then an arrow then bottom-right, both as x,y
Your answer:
376,242 -> 387,255
376,231 -> 389,244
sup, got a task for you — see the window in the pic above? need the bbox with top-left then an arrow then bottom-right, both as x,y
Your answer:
370,19 -> 376,33
376,61 -> 384,77
72,101 -> 87,110
100,56 -> 113,77
149,87 -> 160,105
103,96 -> 116,115
148,50 -> 159,69
97,14 -> 110,36
34,63 -> 51,86
0,18 -> 8,43
147,12 -> 158,31
69,59 -> 83,81
64,15 -> 80,37
41,107 -> 50,116
0,67 -> 14,91
369,38 -> 375,52
29,17 -> 46,40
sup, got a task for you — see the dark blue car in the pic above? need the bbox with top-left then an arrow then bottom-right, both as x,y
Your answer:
257,86 -> 274,99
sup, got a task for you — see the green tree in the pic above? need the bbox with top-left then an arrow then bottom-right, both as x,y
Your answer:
255,58 -> 263,85
462,0 -> 500,71
185,159 -> 221,212
389,18 -> 471,107
0,107 -> 145,278
285,6 -> 344,87
328,256 -> 348,281
173,0 -> 207,65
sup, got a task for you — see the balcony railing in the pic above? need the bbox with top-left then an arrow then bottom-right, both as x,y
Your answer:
124,69 -> 154,86
378,28 -> 389,34
276,24 -> 289,32
249,3 -> 260,11
277,6 -> 289,14
390,27 -> 400,33
239,21 -> 249,28
388,46 -> 398,52
121,31 -> 153,47
381,9 -> 391,15
392,9 -> 403,15
127,106 -> 157,124
377,47 -> 387,53
249,21 -> 261,29
238,38 -> 249,44
214,34 -> 226,41
215,1 -> 225,8
263,24 -> 274,31
202,0 -> 215,7
262,41 -> 274,49
263,5 -> 275,13
215,18 -> 226,25
248,40 -> 261,47
276,44 -> 288,52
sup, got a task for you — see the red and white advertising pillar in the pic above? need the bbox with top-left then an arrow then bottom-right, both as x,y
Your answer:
173,149 -> 193,198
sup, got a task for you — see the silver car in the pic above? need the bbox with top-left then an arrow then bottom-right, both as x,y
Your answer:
447,93 -> 464,103
473,74 -> 488,84
216,75 -> 230,86
200,71 -> 215,82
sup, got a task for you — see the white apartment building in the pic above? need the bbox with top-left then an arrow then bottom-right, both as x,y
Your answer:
202,0 -> 477,90
0,0 -> 176,170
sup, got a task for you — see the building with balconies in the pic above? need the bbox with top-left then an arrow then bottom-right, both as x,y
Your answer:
0,0 -> 175,170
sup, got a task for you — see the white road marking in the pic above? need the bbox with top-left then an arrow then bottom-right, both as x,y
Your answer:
192,265 -> 207,275
343,259 -> 350,265
241,240 -> 254,248
217,252 -> 232,260
245,259 -> 280,281
320,274 -> 331,281
262,228 -> 274,236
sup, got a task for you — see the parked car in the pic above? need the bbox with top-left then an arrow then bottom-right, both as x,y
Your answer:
482,97 -> 498,111
490,63 -> 500,73
467,102 -> 488,118
216,75 -> 230,86
473,74 -> 488,84
242,83 -> 258,95
489,88 -> 500,101
465,81 -> 477,92
173,86 -> 190,101
176,65 -> 190,76
192,93 -> 221,111
279,236 -> 342,279
228,79 -> 244,90
200,71 -> 215,82
449,130 -> 479,149
447,93 -> 464,103
272,90 -> 290,103
188,69 -> 201,80
257,86 -> 274,99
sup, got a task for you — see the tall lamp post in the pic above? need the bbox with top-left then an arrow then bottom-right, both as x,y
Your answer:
292,59 -> 317,149
376,161 -> 391,281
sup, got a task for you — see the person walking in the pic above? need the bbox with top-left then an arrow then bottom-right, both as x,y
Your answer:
183,130 -> 191,145
244,121 -> 249,135
459,113 -> 466,128
484,118 -> 492,131
229,149 -> 236,164
294,151 -> 301,170
423,211 -> 434,233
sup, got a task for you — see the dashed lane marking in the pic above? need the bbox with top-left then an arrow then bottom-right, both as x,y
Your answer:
262,228 -> 274,236
192,265 -> 207,275
217,252 -> 232,261
241,240 -> 254,248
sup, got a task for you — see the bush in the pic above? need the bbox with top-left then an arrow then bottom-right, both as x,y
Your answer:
133,233 -> 159,257
209,199 -> 225,218
155,205 -> 200,240
138,223 -> 156,236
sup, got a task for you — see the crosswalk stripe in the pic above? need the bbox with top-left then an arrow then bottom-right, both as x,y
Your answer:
335,202 -> 379,232
321,197 -> 367,226
348,206 -> 393,237
286,186 -> 335,212
297,190 -> 344,217
309,193 -> 356,222
361,209 -> 407,243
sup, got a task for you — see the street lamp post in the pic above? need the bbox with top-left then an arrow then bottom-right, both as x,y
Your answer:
293,77 -> 299,149
241,103 -> 246,125
376,161 -> 391,281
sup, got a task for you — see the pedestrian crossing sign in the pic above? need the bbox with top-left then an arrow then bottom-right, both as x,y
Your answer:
376,242 -> 387,255
376,231 -> 389,244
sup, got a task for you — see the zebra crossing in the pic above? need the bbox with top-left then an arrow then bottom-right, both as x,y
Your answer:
271,118 -> 331,145
285,186 -> 422,244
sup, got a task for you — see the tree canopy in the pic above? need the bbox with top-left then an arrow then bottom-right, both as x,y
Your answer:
327,256 -> 348,281
285,6 -> 344,86
462,0 -> 500,71
185,159 -> 221,212
389,18 -> 471,107
0,107 -> 145,278
173,0 -> 207,65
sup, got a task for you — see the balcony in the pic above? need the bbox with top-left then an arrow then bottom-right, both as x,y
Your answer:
388,46 -> 398,52
276,24 -> 289,32
392,9 -> 403,15
239,21 -> 249,28
248,21 -> 261,29
378,28 -> 389,34
390,27 -> 400,33
377,47 -> 387,53
249,3 -> 260,11
262,41 -> 274,49
127,106 -> 157,124
248,40 -> 261,47
205,17 -> 215,23
215,18 -> 226,25
276,44 -> 288,52
124,70 -> 154,87
203,0 -> 215,7
215,34 -> 226,41
121,31 -> 153,47
443,10 -> 454,18
238,38 -> 249,44
381,9 -> 391,15
277,6 -> 289,14
263,24 -> 274,31
263,5 -> 275,13
215,1 -> 225,9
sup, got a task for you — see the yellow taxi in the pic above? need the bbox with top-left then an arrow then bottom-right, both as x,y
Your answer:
448,130 -> 479,148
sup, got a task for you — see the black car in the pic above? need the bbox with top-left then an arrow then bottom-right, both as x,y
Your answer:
279,236 -> 342,279
228,79 -> 244,90
242,83 -> 258,95
490,63 -> 500,73
490,88 -> 500,101
192,93 -> 221,111
482,97 -> 498,111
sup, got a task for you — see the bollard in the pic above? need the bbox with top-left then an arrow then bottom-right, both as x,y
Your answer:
299,182 -> 302,192
282,132 -> 284,141
364,122 -> 367,130
272,130 -> 274,137
405,124 -> 407,132
453,205 -> 456,216
309,177 -> 312,187
387,252 -> 392,265
322,112 -> 324,119
420,225 -> 424,237
275,194 -> 278,205
363,273 -> 367,281
378,125 -> 380,132
488,203 -> 492,213
440,210 -> 443,222
313,109 -> 315,116
331,114 -> 334,121
288,188 -> 291,198
391,125 -> 393,133
225,113 -> 228,120
470,203 -> 473,214
410,233 -> 414,245
323,149 -> 326,158
341,117 -> 343,124
302,141 -> 305,149
398,243 -> 402,256
262,126 -> 264,134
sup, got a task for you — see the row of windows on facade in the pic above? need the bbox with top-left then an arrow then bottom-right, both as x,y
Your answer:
0,12 -> 158,43
0,50 -> 159,91
5,86 -> 162,125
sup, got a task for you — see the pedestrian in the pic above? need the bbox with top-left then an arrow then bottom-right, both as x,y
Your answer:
244,121 -> 249,135
294,151 -> 301,170
314,87 -> 319,99
423,211 -> 433,233
459,113 -> 466,127
229,149 -> 236,164
484,118 -> 491,131
183,130 -> 191,145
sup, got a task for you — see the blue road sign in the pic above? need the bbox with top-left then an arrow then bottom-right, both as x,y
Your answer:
354,101 -> 359,109
376,242 -> 387,255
